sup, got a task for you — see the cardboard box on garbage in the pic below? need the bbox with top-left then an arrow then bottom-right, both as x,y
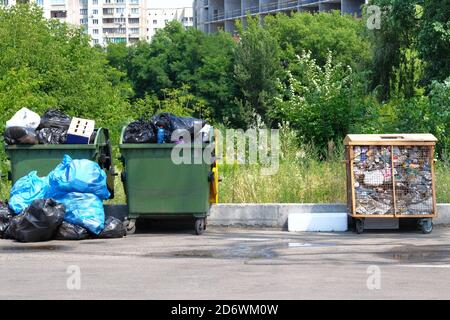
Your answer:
66,117 -> 95,144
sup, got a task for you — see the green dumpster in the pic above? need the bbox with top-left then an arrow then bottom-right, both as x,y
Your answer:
5,127 -> 115,198
119,126 -> 216,235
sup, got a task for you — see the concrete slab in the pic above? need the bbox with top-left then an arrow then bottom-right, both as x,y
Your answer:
288,212 -> 348,232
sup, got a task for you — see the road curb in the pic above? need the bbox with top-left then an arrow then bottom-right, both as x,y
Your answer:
105,203 -> 450,229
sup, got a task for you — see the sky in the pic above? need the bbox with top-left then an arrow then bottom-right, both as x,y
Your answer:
148,0 -> 193,8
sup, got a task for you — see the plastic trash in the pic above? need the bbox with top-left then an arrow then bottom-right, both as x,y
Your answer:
123,120 -> 156,144
4,126 -> 38,145
37,127 -> 67,144
48,154 -> 110,200
36,109 -> 71,144
9,171 -> 50,214
54,221 -> 90,240
53,192 -> 105,235
6,107 -> 41,130
98,217 -> 126,239
38,109 -> 72,129
0,202 -> 13,238
199,124 -> 212,142
4,199 -> 65,243
157,127 -> 165,144
151,112 -> 205,141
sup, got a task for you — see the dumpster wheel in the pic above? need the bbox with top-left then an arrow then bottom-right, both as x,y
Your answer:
195,218 -> 205,235
420,218 -> 433,234
355,218 -> 364,234
124,219 -> 137,235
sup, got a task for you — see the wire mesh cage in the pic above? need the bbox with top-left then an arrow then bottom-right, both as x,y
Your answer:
353,145 -> 394,215
344,134 -> 437,218
393,146 -> 433,215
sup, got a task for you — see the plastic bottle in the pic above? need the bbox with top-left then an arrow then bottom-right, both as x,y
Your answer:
157,127 -> 165,144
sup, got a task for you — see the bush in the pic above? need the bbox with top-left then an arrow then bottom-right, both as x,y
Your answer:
270,51 -> 366,153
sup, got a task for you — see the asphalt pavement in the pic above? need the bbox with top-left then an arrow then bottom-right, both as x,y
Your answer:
1,223 -> 450,299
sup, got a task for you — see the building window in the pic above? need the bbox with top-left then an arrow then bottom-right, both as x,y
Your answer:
164,19 -> 168,24
115,0 -> 124,3
115,8 -> 125,14
93,39 -> 99,45
103,8 -> 114,15
130,28 -> 139,34
93,19 -> 99,24
80,8 -> 88,15
79,0 -> 87,5
93,29 -> 99,34
92,9 -> 98,15
36,0 -> 44,5
51,0 -> 65,4
80,18 -> 88,24
50,10 -> 67,18
113,18 -> 126,23
189,17 -> 193,21
152,20 -> 157,25
104,0 -> 111,3
128,18 -> 139,24
129,0 -> 139,4
92,0 -> 98,4
130,8 -> 139,14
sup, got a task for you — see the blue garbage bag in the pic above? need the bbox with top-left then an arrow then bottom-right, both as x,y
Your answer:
48,154 -> 110,200
53,192 -> 105,235
9,171 -> 50,214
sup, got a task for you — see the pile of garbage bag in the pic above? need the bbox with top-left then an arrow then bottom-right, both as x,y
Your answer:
353,145 -> 433,215
123,112 -> 210,144
1,155 -> 125,242
4,108 -> 96,145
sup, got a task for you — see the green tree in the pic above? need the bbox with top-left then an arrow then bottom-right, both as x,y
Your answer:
0,4 -> 131,133
234,16 -> 282,126
265,11 -> 372,73
368,0 -> 422,100
125,22 -> 236,123
418,0 -> 450,86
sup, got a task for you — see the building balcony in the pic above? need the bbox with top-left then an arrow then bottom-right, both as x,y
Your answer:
207,0 -> 309,23
299,0 -> 321,5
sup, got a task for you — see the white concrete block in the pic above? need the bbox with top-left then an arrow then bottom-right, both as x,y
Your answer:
288,212 -> 348,232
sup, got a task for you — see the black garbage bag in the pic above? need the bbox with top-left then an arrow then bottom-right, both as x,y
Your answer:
151,112 -> 205,142
0,202 -> 13,239
4,126 -> 38,145
4,199 -> 65,242
36,109 -> 71,144
123,120 -> 156,144
37,127 -> 67,144
98,217 -> 126,239
38,109 -> 72,129
54,221 -> 90,240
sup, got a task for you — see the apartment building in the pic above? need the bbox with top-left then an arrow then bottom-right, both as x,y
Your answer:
146,7 -> 193,40
1,0 -> 149,45
0,0 -> 80,24
194,0 -> 368,34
